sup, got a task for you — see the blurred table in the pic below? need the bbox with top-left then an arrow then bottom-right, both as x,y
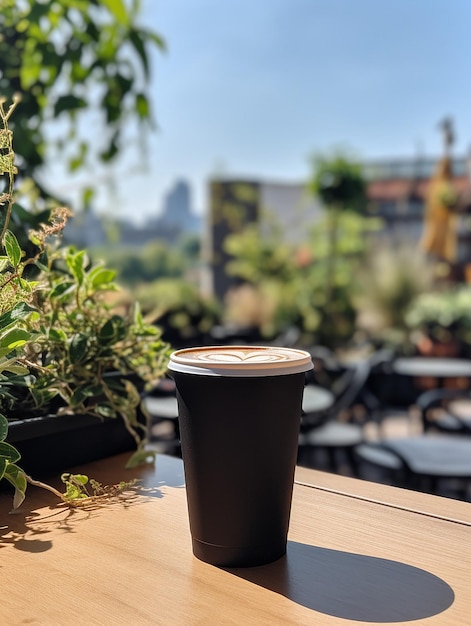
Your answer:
393,357 -> 471,388
144,395 -> 179,419
2,453 -> 470,624
302,385 -> 335,413
356,434 -> 471,497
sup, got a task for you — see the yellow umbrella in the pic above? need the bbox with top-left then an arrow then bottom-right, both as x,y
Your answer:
420,156 -> 458,263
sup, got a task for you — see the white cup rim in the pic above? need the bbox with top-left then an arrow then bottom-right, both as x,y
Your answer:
168,345 -> 313,377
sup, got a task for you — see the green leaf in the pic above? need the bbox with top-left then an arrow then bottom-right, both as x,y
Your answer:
142,29 -> 166,52
19,277 -> 36,294
60,473 -> 90,500
98,316 -> 126,344
0,414 -> 8,442
81,187 -> 95,208
3,230 -> 22,267
8,464 -> 27,489
0,303 -> 35,331
0,328 -> 30,350
126,448 -> 156,468
95,404 -> 117,418
0,441 -> 21,464
69,384 -> 101,406
27,3 -> 50,24
64,486 -> 87,501
0,457 -> 6,480
66,249 -> 87,286
50,281 -> 75,300
48,327 -> 68,342
135,93 -> 149,119
129,30 -> 149,79
13,488 -> 26,510
19,63 -> 41,91
99,133 -> 119,161
0,354 -> 23,370
1,364 -> 30,376
69,333 -> 89,364
88,266 -> 116,289
100,0 -> 129,24
54,95 -> 87,117
68,141 -> 88,172
3,464 -> 27,509
71,474 -> 89,486
69,386 -> 88,406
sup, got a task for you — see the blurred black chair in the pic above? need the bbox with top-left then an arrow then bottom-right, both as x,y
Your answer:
142,382 -> 181,457
298,356 -> 374,476
357,349 -> 414,436
270,325 -> 302,348
305,345 -> 349,389
417,388 -> 471,434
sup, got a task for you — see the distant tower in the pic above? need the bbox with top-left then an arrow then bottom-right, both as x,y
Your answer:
162,180 -> 191,224
439,117 -> 455,158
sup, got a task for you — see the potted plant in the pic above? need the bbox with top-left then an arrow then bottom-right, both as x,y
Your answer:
405,287 -> 471,358
1,97 -> 170,509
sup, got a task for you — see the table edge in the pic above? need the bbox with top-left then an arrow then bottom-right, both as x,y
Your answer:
294,465 -> 471,526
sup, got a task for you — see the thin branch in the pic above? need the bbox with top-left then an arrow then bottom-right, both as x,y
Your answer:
3,96 -> 21,122
25,474 -> 65,501
0,96 -> 20,243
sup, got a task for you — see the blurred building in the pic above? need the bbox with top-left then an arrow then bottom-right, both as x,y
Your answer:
205,178 -> 322,300
365,156 -> 470,244
160,179 -> 201,235
206,157 -> 471,300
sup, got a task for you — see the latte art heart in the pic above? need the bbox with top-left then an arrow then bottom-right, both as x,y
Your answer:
199,350 -> 288,363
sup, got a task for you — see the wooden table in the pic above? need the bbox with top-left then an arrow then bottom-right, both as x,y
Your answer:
1,453 -> 471,625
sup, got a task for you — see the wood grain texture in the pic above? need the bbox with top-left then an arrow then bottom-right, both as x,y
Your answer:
295,465 -> 471,525
0,453 -> 469,625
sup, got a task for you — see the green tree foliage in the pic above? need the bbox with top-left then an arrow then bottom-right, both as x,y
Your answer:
224,205 -> 380,347
179,233 -> 201,264
0,0 -> 165,203
225,223 -> 296,284
308,151 -> 367,212
94,234 -> 201,286
306,150 -> 371,343
104,241 -> 185,285
298,211 -> 381,346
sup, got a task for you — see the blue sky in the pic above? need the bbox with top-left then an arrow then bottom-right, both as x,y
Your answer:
54,0 -> 471,222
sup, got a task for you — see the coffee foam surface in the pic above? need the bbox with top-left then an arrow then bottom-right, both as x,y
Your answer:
168,345 -> 313,377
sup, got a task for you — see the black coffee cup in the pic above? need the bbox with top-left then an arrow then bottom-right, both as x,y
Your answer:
168,345 -> 313,568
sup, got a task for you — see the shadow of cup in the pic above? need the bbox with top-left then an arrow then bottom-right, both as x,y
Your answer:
227,541 -> 454,623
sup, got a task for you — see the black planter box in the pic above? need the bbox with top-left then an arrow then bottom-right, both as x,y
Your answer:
6,413 -> 136,478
